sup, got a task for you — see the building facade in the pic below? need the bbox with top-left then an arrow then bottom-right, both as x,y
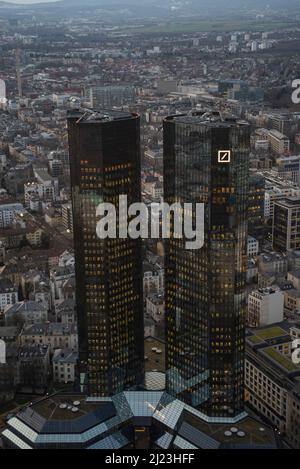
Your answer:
247,288 -> 284,328
268,130 -> 290,155
67,109 -> 144,397
248,174 -> 265,245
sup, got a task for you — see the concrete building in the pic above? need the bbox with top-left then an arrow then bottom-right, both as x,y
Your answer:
0,280 -> 18,315
18,344 -> 50,392
50,266 -> 75,303
248,288 -> 284,328
2,391 -> 278,449
283,288 -> 300,313
24,180 -> 57,210
143,262 -> 164,295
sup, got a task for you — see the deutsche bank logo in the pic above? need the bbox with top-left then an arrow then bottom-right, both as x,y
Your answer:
218,150 -> 231,163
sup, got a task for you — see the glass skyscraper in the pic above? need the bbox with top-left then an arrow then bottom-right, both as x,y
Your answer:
164,111 -> 250,418
248,173 -> 265,246
67,109 -> 144,397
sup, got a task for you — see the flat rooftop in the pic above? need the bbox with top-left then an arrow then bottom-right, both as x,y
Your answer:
31,395 -> 109,421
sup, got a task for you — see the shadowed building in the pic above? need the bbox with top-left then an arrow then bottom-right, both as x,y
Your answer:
67,109 -> 144,397
164,111 -> 250,418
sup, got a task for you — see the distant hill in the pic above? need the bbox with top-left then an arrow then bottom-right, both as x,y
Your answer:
2,0 -> 299,12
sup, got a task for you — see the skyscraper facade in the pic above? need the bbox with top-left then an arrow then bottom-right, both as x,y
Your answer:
164,112 -> 250,418
67,109 -> 144,397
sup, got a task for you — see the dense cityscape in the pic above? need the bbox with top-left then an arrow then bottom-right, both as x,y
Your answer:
0,0 -> 299,453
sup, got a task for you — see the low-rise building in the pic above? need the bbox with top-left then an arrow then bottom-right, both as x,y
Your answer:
0,326 -> 19,344
273,198 -> 300,251
54,299 -> 76,324
248,288 -> 284,328
0,279 -> 18,315
0,203 -> 25,228
146,293 -> 164,323
259,251 -> 288,276
287,270 -> 300,291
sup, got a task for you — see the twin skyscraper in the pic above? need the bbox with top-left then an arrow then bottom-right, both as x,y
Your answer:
67,109 -> 250,420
